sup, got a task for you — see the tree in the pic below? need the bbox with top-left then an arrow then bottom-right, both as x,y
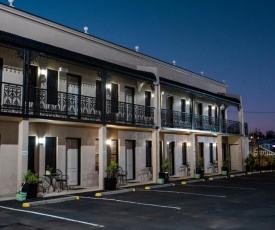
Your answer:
265,130 -> 275,140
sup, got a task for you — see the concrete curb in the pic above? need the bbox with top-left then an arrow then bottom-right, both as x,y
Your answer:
22,196 -> 79,208
181,179 -> 205,184
145,183 -> 175,190
229,173 -> 246,177
95,188 -> 135,197
246,171 -> 260,175
208,175 -> 227,180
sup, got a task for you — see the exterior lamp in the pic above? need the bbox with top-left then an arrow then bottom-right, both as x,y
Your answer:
38,137 -> 44,145
220,104 -> 225,110
106,139 -> 111,145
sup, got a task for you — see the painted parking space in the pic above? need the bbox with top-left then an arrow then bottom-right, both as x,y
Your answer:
1,172 -> 275,229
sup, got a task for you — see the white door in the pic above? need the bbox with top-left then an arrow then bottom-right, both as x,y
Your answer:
66,139 -> 79,186
230,145 -> 239,171
67,75 -> 80,116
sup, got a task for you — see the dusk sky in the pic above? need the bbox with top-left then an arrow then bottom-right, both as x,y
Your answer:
1,0 -> 274,134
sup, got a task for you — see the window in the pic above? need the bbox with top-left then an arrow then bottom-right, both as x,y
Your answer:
181,99 -> 186,121
208,105 -> 212,125
209,143 -> 213,163
47,69 -> 58,105
145,91 -> 151,117
111,83 -> 118,113
146,141 -> 152,167
182,142 -> 187,165
95,80 -> 102,111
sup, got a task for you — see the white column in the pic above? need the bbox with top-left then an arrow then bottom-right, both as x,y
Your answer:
217,135 -> 222,174
98,125 -> 107,190
17,119 -> 29,191
189,133 -> 195,177
152,129 -> 159,182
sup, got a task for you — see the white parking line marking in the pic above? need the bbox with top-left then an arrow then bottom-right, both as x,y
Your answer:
146,190 -> 226,198
0,205 -> 104,228
185,184 -> 257,190
80,196 -> 181,210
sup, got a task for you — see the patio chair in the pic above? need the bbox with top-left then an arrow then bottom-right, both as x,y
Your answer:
117,166 -> 127,185
55,169 -> 69,192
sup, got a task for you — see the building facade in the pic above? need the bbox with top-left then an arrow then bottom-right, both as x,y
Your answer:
0,4 -> 249,196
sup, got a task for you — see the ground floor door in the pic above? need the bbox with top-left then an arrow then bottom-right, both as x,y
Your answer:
168,141 -> 175,175
66,138 -> 80,186
45,137 -> 56,171
230,144 -> 239,170
28,136 -> 35,173
125,140 -> 135,180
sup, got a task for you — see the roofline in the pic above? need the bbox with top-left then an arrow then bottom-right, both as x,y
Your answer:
160,77 -> 240,105
0,30 -> 156,82
0,3 -> 226,87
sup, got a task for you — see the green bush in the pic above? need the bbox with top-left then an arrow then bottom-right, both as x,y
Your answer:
23,170 -> 39,184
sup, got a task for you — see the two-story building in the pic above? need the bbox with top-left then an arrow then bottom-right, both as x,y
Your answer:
0,3 -> 249,197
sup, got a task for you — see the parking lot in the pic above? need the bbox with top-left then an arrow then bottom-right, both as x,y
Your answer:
1,172 -> 275,229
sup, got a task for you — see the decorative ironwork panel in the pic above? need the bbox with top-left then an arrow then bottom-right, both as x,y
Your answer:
106,100 -> 154,127
1,83 -> 23,113
161,109 -> 192,129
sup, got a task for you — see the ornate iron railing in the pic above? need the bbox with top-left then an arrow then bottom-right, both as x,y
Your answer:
161,109 -> 192,129
161,109 -> 241,134
106,100 -> 154,127
194,114 -> 219,132
0,82 -> 23,114
27,87 -> 103,122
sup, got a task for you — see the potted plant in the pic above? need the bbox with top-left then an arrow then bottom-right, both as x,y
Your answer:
222,156 -> 231,175
244,154 -> 255,172
45,165 -> 54,175
104,161 -> 119,190
159,157 -> 170,183
195,157 -> 204,179
22,170 -> 39,199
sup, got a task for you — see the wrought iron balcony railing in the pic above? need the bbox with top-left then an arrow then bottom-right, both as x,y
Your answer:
161,109 -> 242,134
0,83 -> 154,127
161,109 -> 192,129
105,100 -> 154,126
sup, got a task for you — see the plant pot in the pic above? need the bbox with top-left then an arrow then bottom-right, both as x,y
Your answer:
159,172 -> 169,183
194,174 -> 201,179
22,183 -> 38,199
221,166 -> 229,175
104,177 -> 117,190
196,168 -> 204,178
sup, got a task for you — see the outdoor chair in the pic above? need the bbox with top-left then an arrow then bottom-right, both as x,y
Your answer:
117,166 -> 127,185
55,169 -> 69,192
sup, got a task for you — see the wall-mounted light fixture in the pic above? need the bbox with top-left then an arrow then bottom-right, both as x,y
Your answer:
38,137 -> 44,145
187,142 -> 191,147
106,139 -> 111,145
186,100 -> 190,105
166,141 -> 169,145
161,91 -> 165,95
213,143 -> 217,147
40,69 -> 47,84
220,103 -> 225,110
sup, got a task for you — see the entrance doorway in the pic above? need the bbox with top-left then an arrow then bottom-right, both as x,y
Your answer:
125,140 -> 135,180
28,136 -> 36,173
67,75 -> 81,117
125,86 -> 134,123
66,138 -> 80,186
168,141 -> 175,175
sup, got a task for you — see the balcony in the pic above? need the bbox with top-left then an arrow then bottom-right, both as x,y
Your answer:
105,100 -> 154,127
0,82 -> 154,128
161,109 -> 242,135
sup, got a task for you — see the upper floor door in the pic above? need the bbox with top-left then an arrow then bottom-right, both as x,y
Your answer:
125,86 -> 134,122
145,91 -> 151,117
166,96 -> 173,126
67,74 -> 81,117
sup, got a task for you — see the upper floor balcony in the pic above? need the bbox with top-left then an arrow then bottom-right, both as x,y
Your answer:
0,82 -> 154,128
161,109 -> 245,135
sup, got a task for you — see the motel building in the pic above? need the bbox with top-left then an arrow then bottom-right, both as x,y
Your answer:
0,3 -> 249,197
